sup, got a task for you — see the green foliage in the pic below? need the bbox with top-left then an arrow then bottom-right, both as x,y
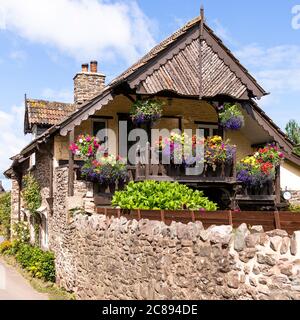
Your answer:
130,99 -> 164,124
0,192 -> 11,239
0,240 -> 12,254
286,120 -> 300,156
289,204 -> 300,212
219,103 -> 245,130
112,181 -> 218,211
22,174 -> 42,214
13,221 -> 30,244
14,243 -> 55,282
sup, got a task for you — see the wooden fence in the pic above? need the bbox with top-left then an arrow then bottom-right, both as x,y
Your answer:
96,208 -> 300,235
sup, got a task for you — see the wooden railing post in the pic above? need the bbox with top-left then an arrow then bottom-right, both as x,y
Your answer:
136,145 -> 141,179
233,148 -> 237,179
68,128 -> 75,197
160,210 -> 165,223
228,210 -> 233,226
274,210 -> 281,229
145,142 -> 150,179
275,166 -> 281,204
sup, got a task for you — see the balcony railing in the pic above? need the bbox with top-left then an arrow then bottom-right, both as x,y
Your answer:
133,143 -> 237,184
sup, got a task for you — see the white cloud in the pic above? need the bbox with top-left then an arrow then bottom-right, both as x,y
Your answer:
41,88 -> 73,103
235,44 -> 300,95
235,44 -> 300,69
0,0 -> 156,63
0,104 -> 30,188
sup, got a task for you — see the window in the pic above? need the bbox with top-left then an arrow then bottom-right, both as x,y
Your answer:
197,123 -> 221,139
92,119 -> 108,149
29,152 -> 36,168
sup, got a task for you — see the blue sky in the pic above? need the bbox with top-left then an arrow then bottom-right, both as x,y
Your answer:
0,0 -> 300,190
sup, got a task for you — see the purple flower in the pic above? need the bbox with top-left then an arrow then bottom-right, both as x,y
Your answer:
226,145 -> 236,162
222,116 -> 244,130
237,170 -> 252,185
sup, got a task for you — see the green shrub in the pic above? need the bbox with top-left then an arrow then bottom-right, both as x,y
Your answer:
15,243 -> 55,282
22,174 -> 42,213
289,204 -> 300,212
0,240 -> 12,254
12,221 -> 30,244
0,192 -> 11,239
112,181 -> 218,211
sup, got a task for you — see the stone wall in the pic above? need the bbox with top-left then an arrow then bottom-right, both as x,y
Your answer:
33,151 -> 51,206
50,170 -> 300,300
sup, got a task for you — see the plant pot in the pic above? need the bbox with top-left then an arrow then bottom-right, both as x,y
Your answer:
267,180 -> 274,195
224,162 -> 233,177
118,180 -> 126,191
205,164 -> 215,177
109,182 -> 116,194
99,183 -> 108,193
168,164 -> 180,177
261,183 -> 269,195
215,164 -> 223,177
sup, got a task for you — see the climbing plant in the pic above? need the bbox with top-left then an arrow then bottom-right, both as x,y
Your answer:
22,174 -> 42,214
22,174 -> 42,244
0,192 -> 11,239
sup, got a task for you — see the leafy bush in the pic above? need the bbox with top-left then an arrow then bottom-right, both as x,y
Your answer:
13,221 -> 30,244
0,192 -> 11,239
112,181 -> 218,211
289,204 -> 300,212
22,174 -> 42,214
0,240 -> 12,254
15,243 -> 55,282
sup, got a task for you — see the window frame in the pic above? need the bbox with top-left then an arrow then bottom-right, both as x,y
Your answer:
196,122 -> 221,138
91,118 -> 108,150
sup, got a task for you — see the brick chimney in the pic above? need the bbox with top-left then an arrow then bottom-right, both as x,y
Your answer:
74,61 -> 106,105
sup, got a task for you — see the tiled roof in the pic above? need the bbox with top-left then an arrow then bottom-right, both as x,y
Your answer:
25,99 -> 77,133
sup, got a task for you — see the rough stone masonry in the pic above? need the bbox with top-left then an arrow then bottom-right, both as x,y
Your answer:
49,168 -> 300,300
52,218 -> 300,299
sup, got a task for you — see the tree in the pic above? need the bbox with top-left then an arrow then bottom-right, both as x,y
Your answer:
0,192 -> 11,240
286,120 -> 300,156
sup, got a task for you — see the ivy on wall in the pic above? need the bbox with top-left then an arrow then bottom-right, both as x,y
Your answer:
22,174 -> 42,214
22,174 -> 42,245
0,192 -> 11,239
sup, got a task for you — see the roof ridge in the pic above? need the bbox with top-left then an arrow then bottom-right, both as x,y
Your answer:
27,98 -> 74,105
110,16 -> 201,85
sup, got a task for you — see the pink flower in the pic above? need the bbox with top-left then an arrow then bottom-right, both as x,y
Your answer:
279,153 -> 284,159
86,136 -> 91,142
88,145 -> 93,156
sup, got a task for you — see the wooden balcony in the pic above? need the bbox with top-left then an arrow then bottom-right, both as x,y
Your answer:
132,143 -> 238,186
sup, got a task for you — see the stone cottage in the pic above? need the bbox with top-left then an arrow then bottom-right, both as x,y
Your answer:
3,13 -> 300,250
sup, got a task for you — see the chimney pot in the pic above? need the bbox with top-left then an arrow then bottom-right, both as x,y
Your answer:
90,61 -> 98,73
82,64 -> 89,73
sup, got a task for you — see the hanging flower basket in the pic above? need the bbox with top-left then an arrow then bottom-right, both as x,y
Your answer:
219,103 -> 245,131
130,99 -> 163,126
237,144 -> 284,196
